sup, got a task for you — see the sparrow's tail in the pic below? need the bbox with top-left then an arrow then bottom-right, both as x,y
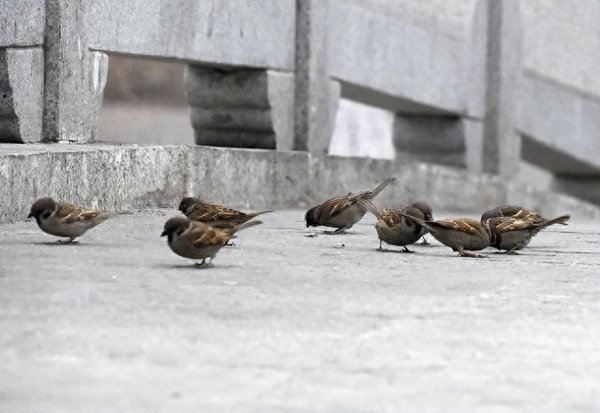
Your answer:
396,210 -> 428,227
230,220 -> 263,234
245,210 -> 273,219
91,213 -> 111,226
358,199 -> 382,217
360,177 -> 396,200
539,214 -> 571,228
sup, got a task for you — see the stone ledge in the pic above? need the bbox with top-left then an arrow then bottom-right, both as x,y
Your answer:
1,143 -> 599,223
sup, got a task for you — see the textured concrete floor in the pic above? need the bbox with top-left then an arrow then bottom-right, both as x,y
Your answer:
0,209 -> 598,412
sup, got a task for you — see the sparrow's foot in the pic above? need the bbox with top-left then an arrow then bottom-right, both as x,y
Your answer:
324,229 -> 347,235
458,249 -> 487,258
402,246 -> 415,253
194,258 -> 214,268
503,249 -> 519,255
56,239 -> 79,245
420,236 -> 430,245
225,241 -> 236,247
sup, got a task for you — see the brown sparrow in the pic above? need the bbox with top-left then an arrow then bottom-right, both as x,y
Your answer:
28,197 -> 109,244
305,177 -> 396,233
178,197 -> 272,227
361,199 -> 432,252
481,205 -> 570,225
481,205 -> 570,250
397,212 -> 491,258
486,215 -> 570,254
161,216 -> 262,266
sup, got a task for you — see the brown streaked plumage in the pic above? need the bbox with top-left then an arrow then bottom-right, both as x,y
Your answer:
305,177 -> 396,233
397,212 -> 491,258
481,205 -> 570,250
27,197 -> 109,244
361,199 -> 433,252
161,216 -> 262,266
486,215 -> 570,254
178,197 -> 272,228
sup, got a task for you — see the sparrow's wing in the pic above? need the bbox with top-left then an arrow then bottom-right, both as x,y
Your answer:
189,202 -> 248,222
432,218 -> 483,235
379,209 -> 405,227
188,222 -> 231,247
317,194 -> 358,218
488,217 -> 531,232
56,203 -> 100,223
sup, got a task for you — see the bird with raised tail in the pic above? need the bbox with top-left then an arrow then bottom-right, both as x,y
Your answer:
161,216 -> 262,266
486,215 -> 571,254
28,197 -> 109,244
481,205 -> 570,250
305,177 -> 396,234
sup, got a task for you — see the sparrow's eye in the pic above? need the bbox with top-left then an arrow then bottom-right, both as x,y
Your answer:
42,211 -> 52,219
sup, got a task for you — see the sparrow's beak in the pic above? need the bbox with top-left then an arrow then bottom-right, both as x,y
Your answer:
27,212 -> 34,219
160,231 -> 167,237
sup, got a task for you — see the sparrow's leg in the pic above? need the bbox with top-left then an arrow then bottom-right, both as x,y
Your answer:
402,246 -> 414,253
503,247 -> 520,255
420,236 -> 430,245
377,239 -> 384,251
457,248 -> 487,258
324,227 -> 347,235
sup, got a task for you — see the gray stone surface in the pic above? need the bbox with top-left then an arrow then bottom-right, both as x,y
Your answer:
517,72 -> 600,175
2,144 -> 600,224
44,0 -> 108,142
0,209 -> 598,412
185,67 -> 294,150
84,0 -> 295,70
0,0 -> 45,46
481,0 -> 522,177
294,0 -> 340,153
1,48 -> 45,143
328,0 -> 469,114
0,48 -> 44,143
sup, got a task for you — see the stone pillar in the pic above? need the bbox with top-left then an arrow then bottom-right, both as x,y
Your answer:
43,0 -> 108,142
294,0 -> 340,153
481,0 -> 523,176
184,66 -> 294,150
0,48 -> 44,142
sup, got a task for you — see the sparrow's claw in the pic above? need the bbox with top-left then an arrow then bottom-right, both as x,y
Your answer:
225,241 -> 236,247
402,246 -> 414,253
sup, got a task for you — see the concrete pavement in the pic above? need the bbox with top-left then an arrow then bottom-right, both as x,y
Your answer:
0,209 -> 599,412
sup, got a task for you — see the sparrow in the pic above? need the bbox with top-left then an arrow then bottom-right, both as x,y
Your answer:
304,177 -> 396,233
27,197 -> 109,244
361,199 -> 433,252
397,212 -> 491,258
178,197 -> 272,227
486,215 -> 571,254
481,205 -> 570,250
161,216 -> 262,266
481,205 -> 570,226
